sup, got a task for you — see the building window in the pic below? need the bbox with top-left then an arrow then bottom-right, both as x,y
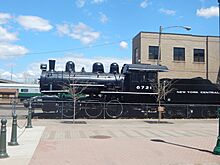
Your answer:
149,46 -> 159,60
173,47 -> 185,61
135,48 -> 140,63
194,49 -> 205,62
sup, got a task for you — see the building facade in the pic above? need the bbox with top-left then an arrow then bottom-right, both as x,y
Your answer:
132,32 -> 220,83
0,89 -> 18,104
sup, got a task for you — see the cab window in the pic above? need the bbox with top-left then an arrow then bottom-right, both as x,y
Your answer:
132,72 -> 147,83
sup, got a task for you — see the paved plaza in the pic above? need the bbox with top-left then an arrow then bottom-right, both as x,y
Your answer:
0,115 -> 219,165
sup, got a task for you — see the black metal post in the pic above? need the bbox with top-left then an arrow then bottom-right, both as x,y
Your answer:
213,108 -> 220,155
0,119 -> 9,158
8,114 -> 19,146
26,99 -> 33,128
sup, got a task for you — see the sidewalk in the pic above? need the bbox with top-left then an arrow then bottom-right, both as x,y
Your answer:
1,124 -> 45,165
0,118 -> 220,165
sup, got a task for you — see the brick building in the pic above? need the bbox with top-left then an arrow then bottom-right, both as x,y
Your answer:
132,32 -> 220,83
0,89 -> 18,104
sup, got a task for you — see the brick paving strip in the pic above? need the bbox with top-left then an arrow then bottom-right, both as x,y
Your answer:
29,119 -> 220,165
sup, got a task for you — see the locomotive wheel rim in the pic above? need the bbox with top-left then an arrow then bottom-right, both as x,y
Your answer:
106,100 -> 123,118
85,103 -> 103,118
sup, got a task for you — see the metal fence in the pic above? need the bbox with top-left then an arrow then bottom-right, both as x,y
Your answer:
0,97 -> 219,119
28,99 -> 220,119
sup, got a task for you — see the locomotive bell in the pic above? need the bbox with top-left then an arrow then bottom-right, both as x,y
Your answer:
49,60 -> 55,71
65,61 -> 75,72
92,62 -> 104,73
110,63 -> 119,74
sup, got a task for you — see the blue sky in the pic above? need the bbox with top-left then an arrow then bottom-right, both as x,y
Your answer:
0,0 -> 219,82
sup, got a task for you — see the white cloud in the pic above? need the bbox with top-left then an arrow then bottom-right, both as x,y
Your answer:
56,24 -> 70,36
0,43 -> 28,59
0,26 -> 17,42
196,6 -> 219,18
99,13 -> 108,23
119,41 -> 128,49
1,71 -> 16,79
0,13 -> 12,24
159,8 -> 176,16
75,0 -> 86,8
17,15 -> 53,31
0,18 -> 29,60
76,0 -> 106,8
1,54 -> 131,82
140,0 -> 150,9
0,70 -> 37,83
92,0 -> 106,4
56,22 -> 100,45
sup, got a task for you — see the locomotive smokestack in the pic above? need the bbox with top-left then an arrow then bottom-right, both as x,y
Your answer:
49,60 -> 55,71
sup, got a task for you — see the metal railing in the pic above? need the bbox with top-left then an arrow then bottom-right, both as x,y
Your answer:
0,96 -> 219,119
26,99 -> 220,119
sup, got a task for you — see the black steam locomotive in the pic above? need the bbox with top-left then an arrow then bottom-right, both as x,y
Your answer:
28,60 -> 220,118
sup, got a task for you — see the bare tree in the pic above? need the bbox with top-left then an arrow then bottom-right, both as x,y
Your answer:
151,79 -> 176,122
62,79 -> 89,123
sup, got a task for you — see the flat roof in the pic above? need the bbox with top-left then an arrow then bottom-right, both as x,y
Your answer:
0,78 -> 20,84
133,31 -> 219,39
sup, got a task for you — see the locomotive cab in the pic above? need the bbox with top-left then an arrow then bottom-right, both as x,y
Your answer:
122,64 -> 168,93
120,64 -> 168,103
123,70 -> 156,92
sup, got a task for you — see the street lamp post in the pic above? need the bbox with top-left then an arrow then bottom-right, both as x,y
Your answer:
157,25 -> 191,65
156,25 -> 191,122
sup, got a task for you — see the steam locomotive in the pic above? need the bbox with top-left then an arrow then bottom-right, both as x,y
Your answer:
28,60 -> 220,118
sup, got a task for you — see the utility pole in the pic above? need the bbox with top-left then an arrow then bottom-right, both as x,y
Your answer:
156,25 -> 191,122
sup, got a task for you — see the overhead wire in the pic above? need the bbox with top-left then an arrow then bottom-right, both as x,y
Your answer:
21,39 -> 131,56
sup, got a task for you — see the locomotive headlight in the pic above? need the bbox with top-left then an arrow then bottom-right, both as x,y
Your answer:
40,64 -> 47,71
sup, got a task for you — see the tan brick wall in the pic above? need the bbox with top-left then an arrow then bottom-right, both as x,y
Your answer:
132,32 -> 220,83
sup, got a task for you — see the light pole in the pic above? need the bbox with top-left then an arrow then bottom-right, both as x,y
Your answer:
157,25 -> 191,65
156,25 -> 191,122
213,0 -> 220,155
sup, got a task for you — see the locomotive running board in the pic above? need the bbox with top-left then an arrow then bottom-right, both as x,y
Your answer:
70,84 -> 105,87
100,91 -> 158,95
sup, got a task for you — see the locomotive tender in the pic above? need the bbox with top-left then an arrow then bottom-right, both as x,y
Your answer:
30,59 -> 220,118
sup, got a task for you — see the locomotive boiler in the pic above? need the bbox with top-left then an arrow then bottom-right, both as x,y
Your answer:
28,59 -> 220,119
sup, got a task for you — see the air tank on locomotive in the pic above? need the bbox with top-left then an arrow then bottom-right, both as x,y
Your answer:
110,63 -> 119,74
65,61 -> 75,72
92,62 -> 104,73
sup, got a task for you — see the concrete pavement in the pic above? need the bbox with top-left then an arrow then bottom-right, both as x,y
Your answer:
0,118 -> 220,165
0,124 -> 45,165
